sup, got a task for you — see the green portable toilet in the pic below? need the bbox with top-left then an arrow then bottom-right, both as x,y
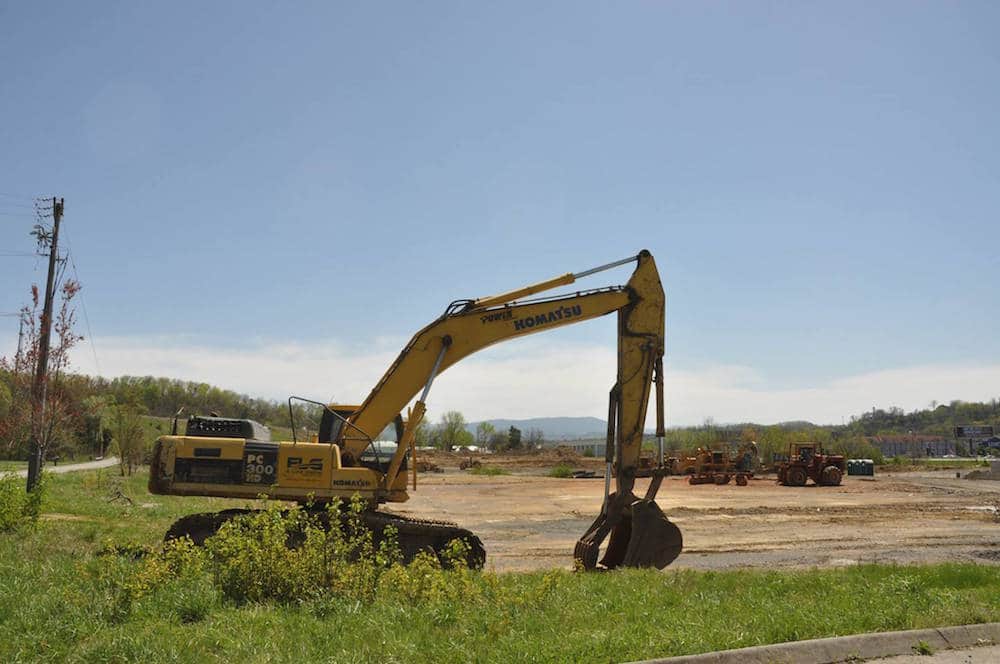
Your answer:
847,459 -> 874,476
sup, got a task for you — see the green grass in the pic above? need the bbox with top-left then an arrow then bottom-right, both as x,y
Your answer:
2,469 -> 1000,663
879,457 -> 989,471
468,465 -> 510,476
0,461 -> 27,472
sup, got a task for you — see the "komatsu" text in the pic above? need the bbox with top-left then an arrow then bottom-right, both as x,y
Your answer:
513,305 -> 582,331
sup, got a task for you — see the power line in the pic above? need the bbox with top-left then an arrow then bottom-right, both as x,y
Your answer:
0,192 -> 35,202
60,225 -> 101,377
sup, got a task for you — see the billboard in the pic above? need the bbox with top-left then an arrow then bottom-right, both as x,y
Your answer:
954,425 -> 995,438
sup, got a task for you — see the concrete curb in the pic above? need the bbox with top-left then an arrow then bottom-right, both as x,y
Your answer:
629,622 -> 1000,664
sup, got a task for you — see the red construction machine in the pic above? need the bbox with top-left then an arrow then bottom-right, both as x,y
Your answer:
776,442 -> 845,487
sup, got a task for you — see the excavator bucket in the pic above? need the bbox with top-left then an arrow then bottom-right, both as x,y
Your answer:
574,492 -> 682,570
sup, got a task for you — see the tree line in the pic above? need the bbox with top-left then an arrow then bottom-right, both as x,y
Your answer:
658,422 -> 886,465
409,411 -> 544,452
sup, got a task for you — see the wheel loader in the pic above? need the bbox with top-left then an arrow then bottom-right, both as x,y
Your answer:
149,250 -> 683,571
776,442 -> 845,487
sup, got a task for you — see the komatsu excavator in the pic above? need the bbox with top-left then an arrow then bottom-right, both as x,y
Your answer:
149,250 -> 683,570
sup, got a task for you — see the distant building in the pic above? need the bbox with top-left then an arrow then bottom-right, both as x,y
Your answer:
867,435 -> 954,458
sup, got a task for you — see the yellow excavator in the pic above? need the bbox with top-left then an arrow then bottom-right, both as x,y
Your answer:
149,250 -> 683,570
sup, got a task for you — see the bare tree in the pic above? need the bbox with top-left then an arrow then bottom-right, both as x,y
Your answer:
0,281 -> 82,461
525,427 -> 545,450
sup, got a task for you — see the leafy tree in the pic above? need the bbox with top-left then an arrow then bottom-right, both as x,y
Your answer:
437,411 -> 472,451
507,426 -> 522,450
0,381 -> 10,422
828,434 -> 884,464
80,395 -> 110,458
111,402 -> 147,476
475,421 -> 495,447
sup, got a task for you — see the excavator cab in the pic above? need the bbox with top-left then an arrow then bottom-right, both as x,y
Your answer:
315,404 -> 408,476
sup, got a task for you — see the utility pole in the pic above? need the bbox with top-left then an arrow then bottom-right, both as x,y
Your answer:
16,316 -> 25,367
26,197 -> 63,492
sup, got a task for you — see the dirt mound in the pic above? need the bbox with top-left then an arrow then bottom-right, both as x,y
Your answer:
417,446 -> 601,471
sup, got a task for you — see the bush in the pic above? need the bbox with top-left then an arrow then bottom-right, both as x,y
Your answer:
206,503 -> 330,603
0,472 -> 45,532
548,464 -> 573,478
100,496 -> 484,612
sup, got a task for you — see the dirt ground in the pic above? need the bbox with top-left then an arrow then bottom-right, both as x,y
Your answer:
386,456 -> 1000,572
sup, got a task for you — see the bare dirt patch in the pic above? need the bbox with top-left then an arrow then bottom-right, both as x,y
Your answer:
385,465 -> 1000,572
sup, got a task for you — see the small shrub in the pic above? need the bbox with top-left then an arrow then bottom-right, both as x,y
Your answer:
912,640 -> 935,656
97,540 -> 151,559
469,465 -> 509,476
0,471 -> 45,532
206,502 -> 327,603
548,464 -> 573,478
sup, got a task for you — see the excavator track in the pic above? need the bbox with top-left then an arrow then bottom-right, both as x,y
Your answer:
361,510 -> 486,569
165,508 -> 486,569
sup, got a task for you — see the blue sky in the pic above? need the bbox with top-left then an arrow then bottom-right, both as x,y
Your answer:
2,2 -> 998,424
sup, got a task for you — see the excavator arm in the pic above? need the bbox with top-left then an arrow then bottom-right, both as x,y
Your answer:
336,249 -> 682,569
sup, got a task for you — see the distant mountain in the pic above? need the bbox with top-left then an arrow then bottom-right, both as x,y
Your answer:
466,417 -> 607,441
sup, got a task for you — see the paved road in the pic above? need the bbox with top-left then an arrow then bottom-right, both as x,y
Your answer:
872,643 -> 1000,662
8,456 -> 119,478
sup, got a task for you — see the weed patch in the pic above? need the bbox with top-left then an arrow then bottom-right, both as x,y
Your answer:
548,463 -> 574,478
469,465 -> 509,476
